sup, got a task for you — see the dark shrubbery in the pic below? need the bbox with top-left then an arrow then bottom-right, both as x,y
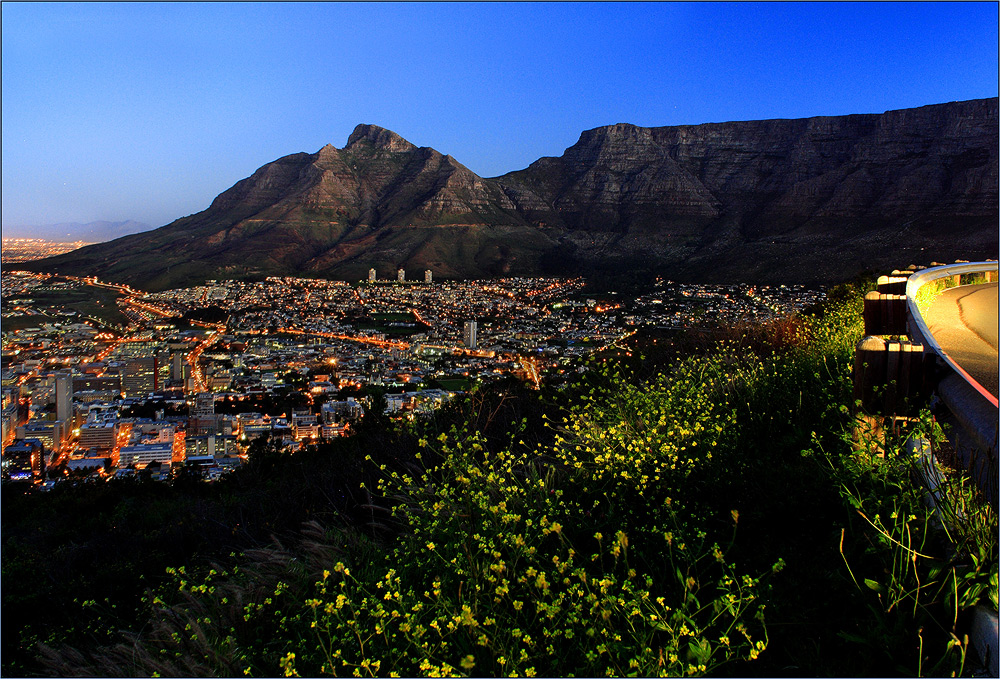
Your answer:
5,282 -> 995,677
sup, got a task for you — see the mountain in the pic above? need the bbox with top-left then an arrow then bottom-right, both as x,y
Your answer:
26,99 -> 998,290
3,220 -> 151,243
497,98 -> 998,282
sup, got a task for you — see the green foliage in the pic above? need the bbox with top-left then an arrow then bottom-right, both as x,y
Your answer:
283,379 -> 775,677
821,410 -> 999,676
9,279 -> 996,678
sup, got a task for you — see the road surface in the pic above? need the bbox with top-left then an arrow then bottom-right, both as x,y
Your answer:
925,282 -> 998,400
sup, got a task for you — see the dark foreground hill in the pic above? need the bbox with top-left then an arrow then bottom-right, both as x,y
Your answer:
27,99 -> 998,290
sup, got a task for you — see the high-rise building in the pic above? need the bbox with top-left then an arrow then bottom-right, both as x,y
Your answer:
171,353 -> 184,381
463,320 -> 478,350
123,357 -> 158,397
193,392 -> 215,417
190,392 -> 218,436
424,270 -> 433,284
54,370 -> 72,425
54,370 -> 73,447
78,406 -> 118,452
368,268 -> 377,282
156,350 -> 171,386
397,268 -> 405,282
73,375 -> 121,394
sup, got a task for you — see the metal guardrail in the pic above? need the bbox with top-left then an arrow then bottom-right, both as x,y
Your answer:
905,261 -> 998,408
904,262 -> 999,674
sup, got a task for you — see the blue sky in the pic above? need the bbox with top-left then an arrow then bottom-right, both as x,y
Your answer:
2,2 -> 997,234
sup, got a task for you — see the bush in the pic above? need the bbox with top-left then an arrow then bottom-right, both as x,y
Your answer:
24,281 -> 997,677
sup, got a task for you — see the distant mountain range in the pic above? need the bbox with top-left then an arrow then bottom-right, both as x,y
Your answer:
25,98 -> 998,291
3,220 -> 151,243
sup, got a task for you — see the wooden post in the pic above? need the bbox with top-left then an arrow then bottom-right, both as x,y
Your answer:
853,336 -> 887,453
892,294 -> 908,335
880,292 -> 892,333
884,341 -> 901,415
885,293 -> 907,335
898,341 -> 913,414
863,291 -> 881,336
864,292 -> 907,335
854,336 -> 887,413
878,276 -> 908,295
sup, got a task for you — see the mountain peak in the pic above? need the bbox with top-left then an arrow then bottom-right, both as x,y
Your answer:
22,99 -> 996,291
346,124 -> 416,153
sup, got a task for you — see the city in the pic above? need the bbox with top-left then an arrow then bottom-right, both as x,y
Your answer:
0,238 -> 95,264
1,267 -> 823,486
3,3 -> 997,675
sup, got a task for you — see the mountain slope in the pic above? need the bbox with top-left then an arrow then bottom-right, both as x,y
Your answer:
28,99 -> 998,290
28,125 -> 548,289
496,98 -> 998,281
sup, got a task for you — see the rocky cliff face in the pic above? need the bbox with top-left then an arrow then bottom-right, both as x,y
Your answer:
497,98 -> 997,281
29,99 -> 998,290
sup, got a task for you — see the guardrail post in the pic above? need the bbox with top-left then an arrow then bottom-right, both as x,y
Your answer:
884,342 -> 901,415
853,337 -> 934,426
863,291 -> 881,335
877,275 -> 908,295
854,336 -> 887,413
853,336 -> 887,451
864,291 -> 907,336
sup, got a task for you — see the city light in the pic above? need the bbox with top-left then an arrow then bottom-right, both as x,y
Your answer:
2,270 -> 825,485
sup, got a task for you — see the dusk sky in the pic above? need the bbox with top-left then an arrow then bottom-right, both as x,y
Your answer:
2,2 -> 997,235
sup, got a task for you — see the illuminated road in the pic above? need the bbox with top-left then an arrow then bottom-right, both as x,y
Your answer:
278,327 -> 409,350
188,332 -> 223,393
925,282 -> 998,399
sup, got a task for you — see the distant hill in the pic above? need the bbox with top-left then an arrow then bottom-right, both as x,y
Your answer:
4,220 -> 152,243
25,99 -> 998,291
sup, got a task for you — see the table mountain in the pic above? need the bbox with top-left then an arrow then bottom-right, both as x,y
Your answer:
27,98 -> 998,290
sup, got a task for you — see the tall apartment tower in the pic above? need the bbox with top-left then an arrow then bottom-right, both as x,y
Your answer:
463,320 -> 478,350
424,270 -> 433,284
54,369 -> 73,447
54,370 -> 72,424
397,268 -> 405,282
123,357 -> 158,398
368,268 -> 377,282
171,352 -> 184,381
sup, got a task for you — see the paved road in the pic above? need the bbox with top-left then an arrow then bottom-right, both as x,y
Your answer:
925,282 -> 998,399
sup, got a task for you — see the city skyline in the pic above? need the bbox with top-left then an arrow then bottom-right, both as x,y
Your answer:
3,2 -> 997,234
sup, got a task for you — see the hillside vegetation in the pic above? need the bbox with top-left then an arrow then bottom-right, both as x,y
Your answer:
3,283 -> 996,677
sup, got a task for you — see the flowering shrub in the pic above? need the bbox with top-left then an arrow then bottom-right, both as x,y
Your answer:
41,281 -> 994,677
275,349 -> 786,677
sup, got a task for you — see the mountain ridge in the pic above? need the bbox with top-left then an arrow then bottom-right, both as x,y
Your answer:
25,98 -> 998,291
